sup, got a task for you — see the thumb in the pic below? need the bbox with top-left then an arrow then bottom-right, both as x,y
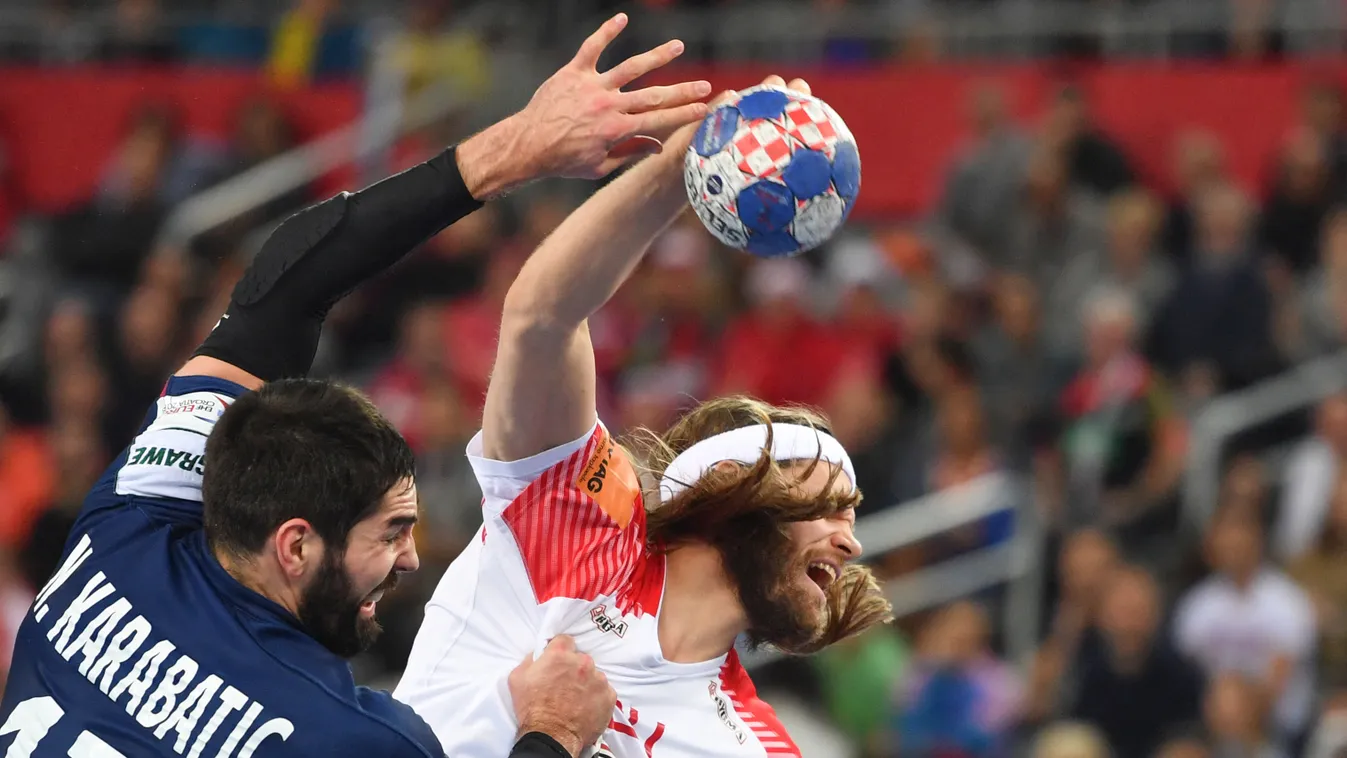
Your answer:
609,135 -> 664,160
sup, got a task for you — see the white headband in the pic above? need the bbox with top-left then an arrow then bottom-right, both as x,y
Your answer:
657,423 -> 857,503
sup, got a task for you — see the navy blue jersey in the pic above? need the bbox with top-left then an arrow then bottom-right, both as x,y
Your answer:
0,376 -> 445,758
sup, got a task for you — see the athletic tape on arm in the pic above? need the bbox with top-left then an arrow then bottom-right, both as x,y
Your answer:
657,423 -> 857,503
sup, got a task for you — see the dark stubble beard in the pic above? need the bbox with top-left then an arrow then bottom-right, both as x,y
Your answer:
296,547 -> 397,658
724,537 -> 826,654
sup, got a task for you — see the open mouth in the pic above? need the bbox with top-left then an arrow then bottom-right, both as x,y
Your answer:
805,560 -> 840,594
359,589 -> 386,617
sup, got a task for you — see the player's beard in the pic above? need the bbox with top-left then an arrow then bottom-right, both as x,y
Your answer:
297,548 -> 398,658
726,535 -> 827,654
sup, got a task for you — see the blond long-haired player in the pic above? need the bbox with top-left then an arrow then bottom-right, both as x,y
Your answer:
393,29 -> 892,757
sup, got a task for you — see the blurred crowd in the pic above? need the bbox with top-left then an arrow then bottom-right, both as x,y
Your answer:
7,2 -> 1347,758
0,0 -> 1310,74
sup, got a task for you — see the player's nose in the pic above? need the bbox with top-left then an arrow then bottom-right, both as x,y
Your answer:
831,524 -> 862,560
398,539 -> 421,574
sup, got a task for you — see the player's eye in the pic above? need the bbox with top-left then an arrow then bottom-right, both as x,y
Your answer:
385,525 -> 414,544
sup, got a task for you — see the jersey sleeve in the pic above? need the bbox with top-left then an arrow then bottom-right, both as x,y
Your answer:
76,375 -> 249,532
466,421 -> 647,604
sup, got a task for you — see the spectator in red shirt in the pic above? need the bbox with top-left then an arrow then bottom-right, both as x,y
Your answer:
367,302 -> 450,453
441,243 -> 528,419
713,258 -> 848,408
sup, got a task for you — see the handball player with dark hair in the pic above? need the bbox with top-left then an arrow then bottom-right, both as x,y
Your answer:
0,14 -> 711,758
393,75 -> 892,758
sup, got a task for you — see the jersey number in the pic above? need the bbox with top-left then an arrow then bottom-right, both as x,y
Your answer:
1,697 -> 127,758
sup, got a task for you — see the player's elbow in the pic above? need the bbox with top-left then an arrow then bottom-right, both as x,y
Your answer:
500,286 -> 583,338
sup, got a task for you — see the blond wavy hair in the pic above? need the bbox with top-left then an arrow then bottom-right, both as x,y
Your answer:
625,395 -> 893,654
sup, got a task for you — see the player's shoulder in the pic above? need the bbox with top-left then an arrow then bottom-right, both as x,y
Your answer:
469,420 -> 649,606
77,374 -> 251,533
469,420 -> 643,523
111,375 -> 247,500
465,422 -> 605,485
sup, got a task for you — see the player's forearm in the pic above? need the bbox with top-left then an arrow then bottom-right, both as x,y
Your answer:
501,156 -> 685,331
191,145 -> 484,382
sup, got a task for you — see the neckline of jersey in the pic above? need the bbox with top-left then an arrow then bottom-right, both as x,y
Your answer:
640,558 -> 731,678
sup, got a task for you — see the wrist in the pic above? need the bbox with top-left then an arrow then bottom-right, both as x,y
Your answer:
456,115 -> 530,201
517,719 -> 584,758
514,731 -> 579,758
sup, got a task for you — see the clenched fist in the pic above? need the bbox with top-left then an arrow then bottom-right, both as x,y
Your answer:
509,636 -> 616,758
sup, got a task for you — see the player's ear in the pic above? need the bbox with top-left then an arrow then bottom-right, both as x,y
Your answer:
272,518 -> 321,578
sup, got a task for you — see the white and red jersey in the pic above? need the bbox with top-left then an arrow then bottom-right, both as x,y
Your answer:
393,422 -> 800,758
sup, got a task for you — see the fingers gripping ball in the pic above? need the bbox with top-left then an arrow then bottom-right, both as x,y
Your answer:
684,85 -> 861,258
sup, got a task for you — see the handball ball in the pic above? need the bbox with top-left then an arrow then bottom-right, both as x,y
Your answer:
683,85 -> 861,258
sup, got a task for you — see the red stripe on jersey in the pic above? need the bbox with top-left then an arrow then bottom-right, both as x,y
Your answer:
615,546 -> 665,617
718,650 -> 800,756
501,426 -> 650,606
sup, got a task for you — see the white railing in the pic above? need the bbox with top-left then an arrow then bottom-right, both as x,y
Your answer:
744,470 -> 1043,669
1182,347 -> 1347,533
156,75 -> 465,251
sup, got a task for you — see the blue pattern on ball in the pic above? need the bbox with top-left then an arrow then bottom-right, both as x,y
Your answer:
736,89 -> 792,121
684,87 -> 860,258
746,231 -> 802,258
781,149 -> 833,200
693,105 -> 742,158
736,180 -> 796,234
832,141 -> 861,201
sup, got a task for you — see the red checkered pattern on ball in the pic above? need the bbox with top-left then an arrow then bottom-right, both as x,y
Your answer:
733,121 -> 793,178
783,100 -> 838,151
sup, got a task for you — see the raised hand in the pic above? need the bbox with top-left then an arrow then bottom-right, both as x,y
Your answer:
512,13 -> 712,181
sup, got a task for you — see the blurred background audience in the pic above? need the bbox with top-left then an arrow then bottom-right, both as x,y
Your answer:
10,1 -> 1347,757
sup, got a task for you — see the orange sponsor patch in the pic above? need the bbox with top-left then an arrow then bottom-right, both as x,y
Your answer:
576,428 -> 640,529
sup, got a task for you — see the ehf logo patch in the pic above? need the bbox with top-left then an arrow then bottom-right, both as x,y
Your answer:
590,605 -> 628,638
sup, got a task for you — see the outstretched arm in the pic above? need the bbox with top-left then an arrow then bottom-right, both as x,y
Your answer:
481,76 -> 810,462
175,13 -> 709,391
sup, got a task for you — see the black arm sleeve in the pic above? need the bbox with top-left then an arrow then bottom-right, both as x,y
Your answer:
505,732 -> 574,758
194,146 -> 484,381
